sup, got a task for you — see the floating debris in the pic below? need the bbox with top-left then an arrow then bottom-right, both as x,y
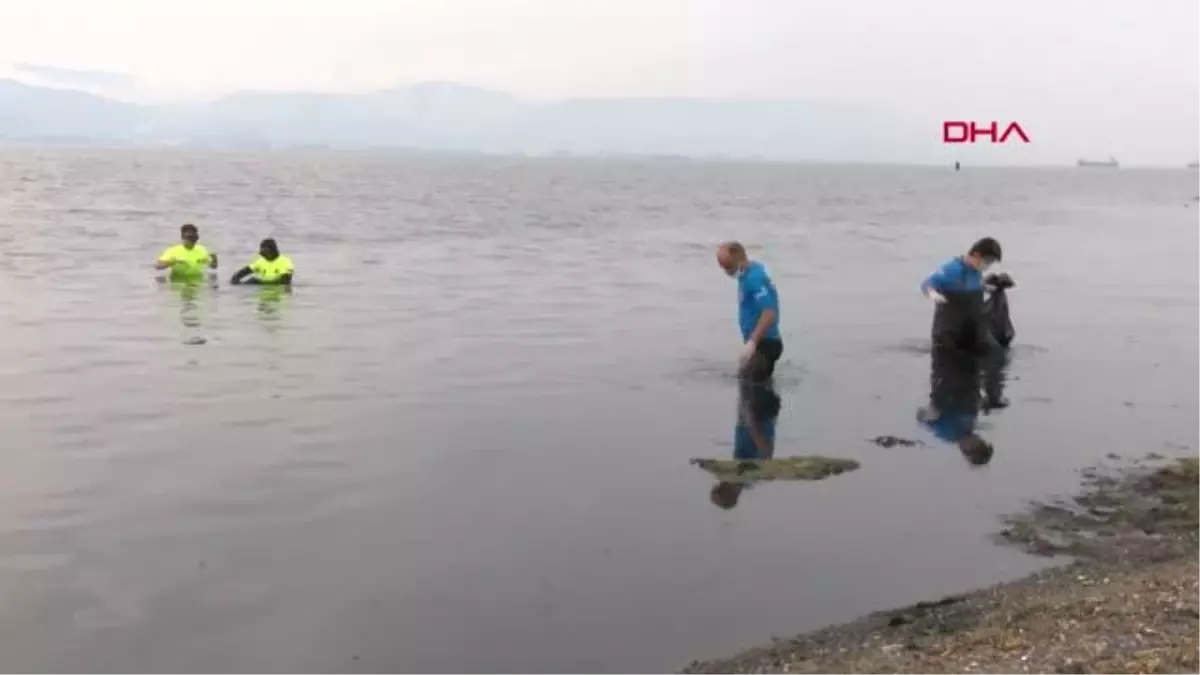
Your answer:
870,435 -> 925,448
690,456 -> 860,483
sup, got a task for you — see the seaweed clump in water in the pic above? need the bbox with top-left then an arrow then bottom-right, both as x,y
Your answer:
690,456 -> 860,484
870,435 -> 925,448
996,455 -> 1199,564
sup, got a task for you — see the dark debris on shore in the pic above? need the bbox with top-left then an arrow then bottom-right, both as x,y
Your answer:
681,456 -> 1199,675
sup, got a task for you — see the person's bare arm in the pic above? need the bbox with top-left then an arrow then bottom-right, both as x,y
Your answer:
230,266 -> 253,284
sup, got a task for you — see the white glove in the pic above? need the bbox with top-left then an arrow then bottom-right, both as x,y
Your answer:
926,289 -> 947,305
738,341 -> 758,369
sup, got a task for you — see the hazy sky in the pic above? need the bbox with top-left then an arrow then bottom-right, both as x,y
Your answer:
1,0 -> 1194,101
0,0 -> 1196,162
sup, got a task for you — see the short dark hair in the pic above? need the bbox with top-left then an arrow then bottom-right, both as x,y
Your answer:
968,237 -> 1002,262
181,223 -> 198,235
260,238 -> 278,250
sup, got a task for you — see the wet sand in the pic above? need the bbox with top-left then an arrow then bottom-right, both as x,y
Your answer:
681,457 -> 1199,674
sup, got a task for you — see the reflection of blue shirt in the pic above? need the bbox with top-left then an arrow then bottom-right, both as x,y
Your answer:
734,415 -> 777,459
738,261 -> 781,341
921,257 -> 982,294
921,410 -> 976,443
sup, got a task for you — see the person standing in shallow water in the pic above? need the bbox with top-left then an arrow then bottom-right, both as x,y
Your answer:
716,241 -> 783,382
230,238 -> 295,286
156,223 -> 218,282
920,237 -> 1003,353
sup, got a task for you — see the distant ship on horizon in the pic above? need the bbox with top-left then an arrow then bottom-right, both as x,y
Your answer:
1077,157 -> 1119,168
1188,160 -> 1199,169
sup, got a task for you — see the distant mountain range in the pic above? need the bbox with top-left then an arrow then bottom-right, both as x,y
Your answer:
0,79 -> 937,162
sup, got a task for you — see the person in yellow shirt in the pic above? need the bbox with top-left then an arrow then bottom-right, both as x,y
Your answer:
230,238 -> 295,286
155,223 -> 218,282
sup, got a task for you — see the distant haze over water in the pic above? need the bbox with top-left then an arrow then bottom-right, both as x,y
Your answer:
1,76 -> 1196,166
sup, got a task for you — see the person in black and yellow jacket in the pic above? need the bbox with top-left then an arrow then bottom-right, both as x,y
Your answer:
230,238 -> 294,286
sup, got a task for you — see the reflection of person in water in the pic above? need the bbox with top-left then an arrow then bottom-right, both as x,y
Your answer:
917,345 -> 1010,466
170,279 -> 204,328
711,382 -> 783,509
254,283 -> 292,321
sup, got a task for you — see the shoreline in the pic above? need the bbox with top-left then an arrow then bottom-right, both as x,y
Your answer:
681,456 -> 1199,674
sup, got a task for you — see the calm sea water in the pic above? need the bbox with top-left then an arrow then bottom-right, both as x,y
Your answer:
0,147 -> 1196,672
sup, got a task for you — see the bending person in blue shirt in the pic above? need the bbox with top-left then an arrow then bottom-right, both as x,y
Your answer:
920,237 -> 1003,353
716,241 -> 783,382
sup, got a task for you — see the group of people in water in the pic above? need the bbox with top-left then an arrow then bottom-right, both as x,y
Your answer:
154,224 -> 295,287
710,236 -> 1014,508
154,221 -> 1013,508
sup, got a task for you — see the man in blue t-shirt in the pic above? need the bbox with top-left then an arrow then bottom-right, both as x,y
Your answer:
920,237 -> 1003,353
919,237 -> 1002,301
716,241 -> 783,382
